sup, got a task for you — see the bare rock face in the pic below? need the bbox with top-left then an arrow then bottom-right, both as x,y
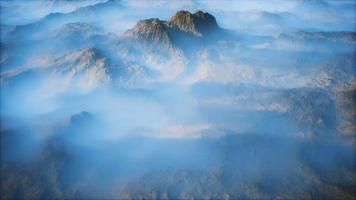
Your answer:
123,10 -> 221,49
51,48 -> 111,82
167,10 -> 219,37
125,18 -> 173,48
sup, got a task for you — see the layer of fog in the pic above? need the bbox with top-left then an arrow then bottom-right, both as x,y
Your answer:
1,0 -> 355,199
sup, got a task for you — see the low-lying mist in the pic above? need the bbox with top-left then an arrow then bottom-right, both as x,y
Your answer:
1,0 -> 355,199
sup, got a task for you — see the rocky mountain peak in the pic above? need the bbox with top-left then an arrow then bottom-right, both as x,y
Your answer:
51,47 -> 110,82
124,10 -> 220,49
167,10 -> 219,37
126,18 -> 172,48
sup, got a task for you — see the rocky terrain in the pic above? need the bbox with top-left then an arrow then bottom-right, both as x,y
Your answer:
123,10 -> 223,50
0,0 -> 355,199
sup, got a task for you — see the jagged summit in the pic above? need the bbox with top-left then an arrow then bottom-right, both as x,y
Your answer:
124,10 -> 221,49
167,10 -> 219,37
127,18 -> 172,48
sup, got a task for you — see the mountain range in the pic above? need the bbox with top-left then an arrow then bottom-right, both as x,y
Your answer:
0,1 -> 355,199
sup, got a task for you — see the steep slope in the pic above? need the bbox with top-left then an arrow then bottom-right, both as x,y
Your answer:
1,47 -> 148,90
123,10 -> 222,49
166,10 -> 219,37
49,48 -> 111,87
125,18 -> 173,48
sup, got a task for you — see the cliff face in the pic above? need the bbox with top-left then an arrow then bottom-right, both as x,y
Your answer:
166,11 -> 219,37
124,10 -> 221,49
125,18 -> 173,48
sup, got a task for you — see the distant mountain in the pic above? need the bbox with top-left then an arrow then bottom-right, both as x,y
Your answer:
279,31 -> 356,44
295,0 -> 329,8
54,22 -> 100,39
5,0 -> 122,42
123,10 -> 222,49
43,0 -> 122,20
67,0 -> 122,17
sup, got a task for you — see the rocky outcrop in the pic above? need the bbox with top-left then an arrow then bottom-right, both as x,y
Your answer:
166,10 -> 219,37
123,10 -> 221,49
